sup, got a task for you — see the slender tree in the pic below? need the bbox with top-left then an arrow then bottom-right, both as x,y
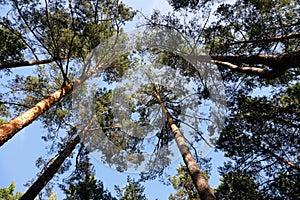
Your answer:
19,113 -> 97,200
152,85 -> 216,200
0,182 -> 23,200
115,176 -> 148,200
146,0 -> 300,198
0,0 -> 134,146
0,59 -> 104,146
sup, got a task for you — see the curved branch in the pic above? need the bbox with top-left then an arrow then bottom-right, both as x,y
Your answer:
210,53 -> 300,70
212,60 -> 286,79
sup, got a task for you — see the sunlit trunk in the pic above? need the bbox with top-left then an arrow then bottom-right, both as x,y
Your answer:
0,63 -> 103,147
152,88 -> 216,200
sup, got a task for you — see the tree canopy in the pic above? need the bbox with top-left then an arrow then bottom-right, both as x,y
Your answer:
0,0 -> 299,199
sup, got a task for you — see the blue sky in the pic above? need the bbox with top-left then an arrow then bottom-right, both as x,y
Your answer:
0,1 -> 227,199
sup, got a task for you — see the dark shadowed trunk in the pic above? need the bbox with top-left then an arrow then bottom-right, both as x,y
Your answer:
19,135 -> 80,200
20,114 -> 97,200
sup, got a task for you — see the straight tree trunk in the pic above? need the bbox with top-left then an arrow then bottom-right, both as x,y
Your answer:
0,62 -> 103,147
20,114 -> 97,200
152,88 -> 216,200
19,135 -> 80,200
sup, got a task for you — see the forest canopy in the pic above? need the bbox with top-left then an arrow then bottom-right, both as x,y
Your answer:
0,0 -> 299,200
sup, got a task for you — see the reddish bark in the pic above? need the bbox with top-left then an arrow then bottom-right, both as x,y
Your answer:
152,88 -> 216,200
0,62 -> 103,147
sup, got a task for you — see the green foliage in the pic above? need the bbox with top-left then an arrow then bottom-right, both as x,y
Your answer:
0,182 -> 22,200
168,0 -> 200,10
215,171 -> 263,200
167,0 -> 217,11
0,118 -> 7,126
207,0 -> 300,54
5,0 -> 135,60
168,165 -> 200,200
48,194 -> 58,200
62,149 -> 116,200
0,99 -> 10,125
63,176 -> 116,200
217,83 -> 300,199
0,23 -> 26,62
0,182 -> 57,200
115,176 -> 148,200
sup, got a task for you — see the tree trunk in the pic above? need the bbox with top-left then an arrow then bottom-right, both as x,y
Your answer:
0,62 -> 103,147
19,135 -> 80,200
152,88 -> 216,200
20,114 -> 97,200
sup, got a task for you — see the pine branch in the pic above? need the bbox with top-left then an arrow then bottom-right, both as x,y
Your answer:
0,56 -> 71,69
229,33 -> 300,45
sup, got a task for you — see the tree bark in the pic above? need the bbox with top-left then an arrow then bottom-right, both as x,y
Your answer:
261,146 -> 300,171
0,57 -> 70,69
20,114 -> 97,200
0,62 -> 103,147
152,88 -> 216,200
211,60 -> 286,79
184,52 -> 300,79
19,135 -> 80,200
210,53 -> 300,70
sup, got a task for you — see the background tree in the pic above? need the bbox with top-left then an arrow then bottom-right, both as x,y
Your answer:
0,0 -> 135,198
61,148 -> 116,200
168,165 -> 201,200
115,176 -> 148,200
214,171 -> 264,200
146,0 -> 300,199
0,182 -> 23,200
217,83 -> 300,199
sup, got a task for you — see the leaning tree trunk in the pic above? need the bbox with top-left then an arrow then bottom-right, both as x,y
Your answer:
19,135 -> 80,200
0,62 -> 103,147
20,114 -> 97,200
152,88 -> 216,200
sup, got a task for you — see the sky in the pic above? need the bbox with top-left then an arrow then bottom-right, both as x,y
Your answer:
0,1 -> 227,199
